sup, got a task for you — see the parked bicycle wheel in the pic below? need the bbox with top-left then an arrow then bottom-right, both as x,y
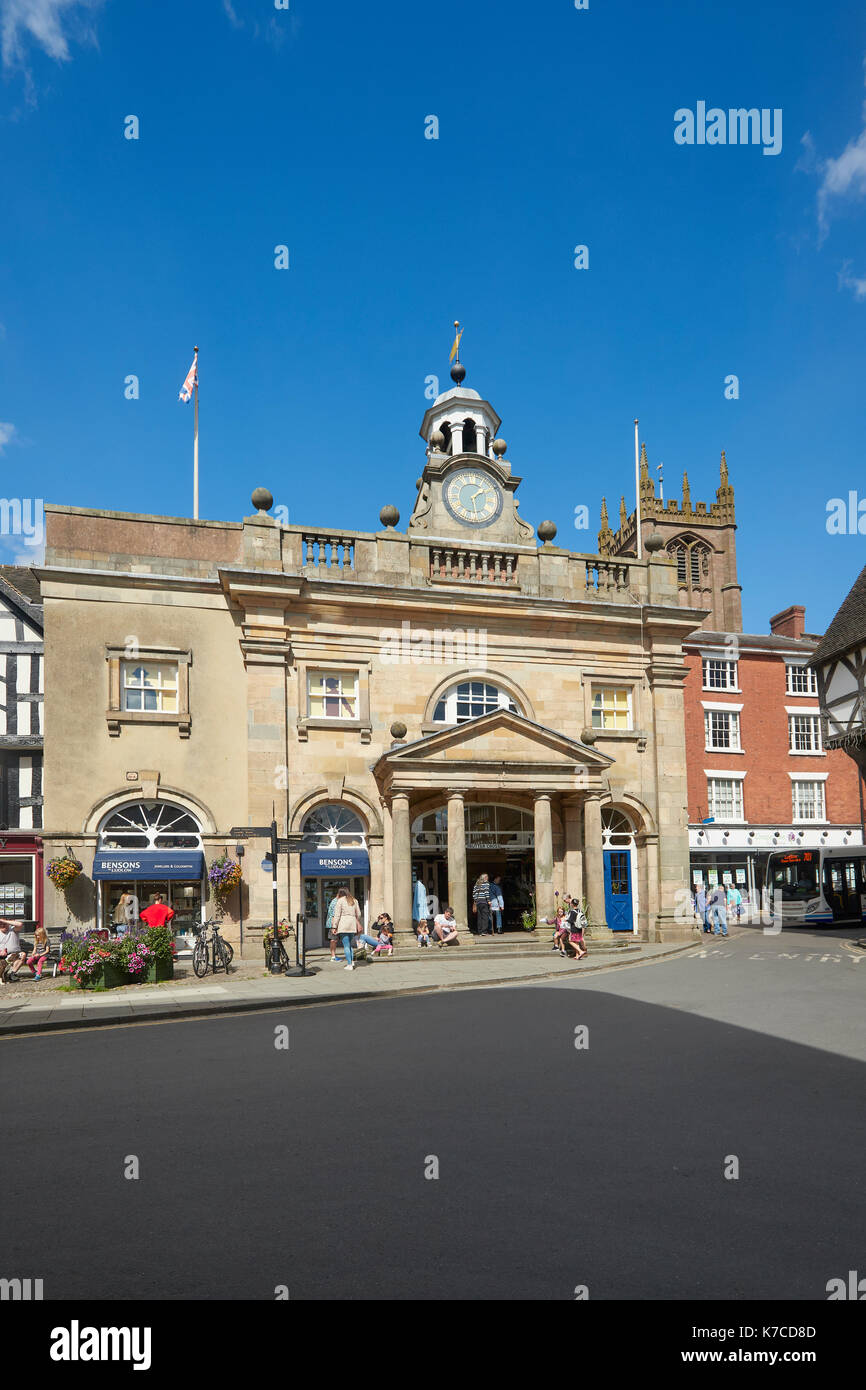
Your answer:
222,941 -> 234,966
192,941 -> 209,978
216,940 -> 232,973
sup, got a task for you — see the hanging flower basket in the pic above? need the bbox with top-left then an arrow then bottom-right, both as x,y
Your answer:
46,851 -> 84,892
208,855 -> 242,898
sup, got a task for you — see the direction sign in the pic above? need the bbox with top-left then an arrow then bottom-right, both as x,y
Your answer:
277,837 -> 320,855
230,826 -> 272,839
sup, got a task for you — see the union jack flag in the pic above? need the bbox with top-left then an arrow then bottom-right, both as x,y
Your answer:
178,350 -> 198,402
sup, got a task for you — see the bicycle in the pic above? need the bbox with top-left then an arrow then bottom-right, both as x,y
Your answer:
192,917 -> 234,978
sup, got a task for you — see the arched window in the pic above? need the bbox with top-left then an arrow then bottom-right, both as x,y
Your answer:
668,538 -> 710,593
462,418 -> 476,453
302,803 -> 366,848
99,800 -> 203,850
439,421 -> 452,453
433,680 -> 519,724
602,807 -> 634,847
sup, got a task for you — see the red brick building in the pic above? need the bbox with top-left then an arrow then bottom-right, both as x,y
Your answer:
603,453 -> 865,908
683,606 -> 863,906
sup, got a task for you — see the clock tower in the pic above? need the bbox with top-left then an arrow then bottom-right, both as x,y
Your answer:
409,359 -> 535,544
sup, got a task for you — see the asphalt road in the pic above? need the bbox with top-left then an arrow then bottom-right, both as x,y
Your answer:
3,927 -> 864,1300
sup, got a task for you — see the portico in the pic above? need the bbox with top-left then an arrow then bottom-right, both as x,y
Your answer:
373,709 -> 615,935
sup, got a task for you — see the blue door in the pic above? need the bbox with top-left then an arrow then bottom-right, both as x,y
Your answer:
604,850 -> 634,931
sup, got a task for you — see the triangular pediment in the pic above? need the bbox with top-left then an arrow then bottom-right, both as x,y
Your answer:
376,710 -> 614,771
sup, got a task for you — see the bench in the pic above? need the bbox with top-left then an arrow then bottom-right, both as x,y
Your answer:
1,928 -> 64,983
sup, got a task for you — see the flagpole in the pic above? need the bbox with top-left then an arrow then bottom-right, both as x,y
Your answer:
193,345 -> 199,520
634,417 -> 642,559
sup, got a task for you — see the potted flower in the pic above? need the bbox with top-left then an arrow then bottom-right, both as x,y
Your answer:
208,854 -> 242,900
47,849 -> 84,892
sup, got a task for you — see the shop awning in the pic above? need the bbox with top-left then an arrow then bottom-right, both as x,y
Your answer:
92,850 -> 206,881
300,849 -> 370,877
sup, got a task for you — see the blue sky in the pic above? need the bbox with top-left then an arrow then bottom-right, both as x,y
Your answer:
1,0 -> 865,632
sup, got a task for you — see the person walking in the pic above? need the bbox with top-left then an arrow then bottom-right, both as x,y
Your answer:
490,876 -> 505,933
472,873 -> 492,935
326,892 -> 341,962
726,883 -> 742,924
709,884 -> 728,937
139,893 -> 175,931
695,885 -> 711,934
332,887 -> 362,970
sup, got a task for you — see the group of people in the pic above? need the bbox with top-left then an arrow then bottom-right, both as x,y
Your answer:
326,888 -> 469,967
112,892 -> 176,936
468,874 -> 506,934
0,920 -> 51,983
545,894 -> 588,962
694,883 -> 742,937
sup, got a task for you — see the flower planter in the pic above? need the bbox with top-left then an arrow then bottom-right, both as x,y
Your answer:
143,957 -> 174,983
101,962 -> 132,990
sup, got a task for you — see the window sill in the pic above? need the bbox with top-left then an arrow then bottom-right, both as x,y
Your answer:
106,710 -> 191,739
298,719 -> 372,744
704,746 -> 744,755
788,750 -> 825,757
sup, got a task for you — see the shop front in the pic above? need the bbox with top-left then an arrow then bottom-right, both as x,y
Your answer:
0,834 -> 43,932
92,848 -> 206,951
689,821 -> 865,918
300,849 -> 370,947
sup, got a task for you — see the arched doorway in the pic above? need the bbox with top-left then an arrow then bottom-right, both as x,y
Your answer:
602,807 -> 637,932
299,803 -> 370,946
93,799 -> 206,950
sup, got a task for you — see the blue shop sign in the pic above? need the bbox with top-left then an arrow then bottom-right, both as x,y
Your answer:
300,849 -> 370,877
92,850 -> 206,881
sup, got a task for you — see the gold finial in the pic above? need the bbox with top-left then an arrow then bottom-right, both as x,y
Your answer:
449,320 -> 463,364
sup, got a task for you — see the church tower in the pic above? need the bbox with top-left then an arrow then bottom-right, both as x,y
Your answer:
599,444 -> 742,632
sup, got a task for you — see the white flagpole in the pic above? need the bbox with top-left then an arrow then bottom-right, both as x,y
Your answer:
634,417 -> 642,559
193,345 -> 199,520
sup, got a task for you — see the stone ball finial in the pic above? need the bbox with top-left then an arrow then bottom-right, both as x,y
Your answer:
645,531 -> 664,553
390,720 -> 407,740
538,519 -> 557,544
450,361 -> 466,385
379,504 -> 399,529
251,487 -> 273,514
581,727 -> 598,745
430,428 -> 445,450
492,438 -> 507,458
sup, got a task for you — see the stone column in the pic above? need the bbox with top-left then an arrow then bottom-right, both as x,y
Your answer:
533,793 -> 555,920
391,791 -> 413,934
451,424 -> 462,456
583,791 -> 607,928
446,791 -> 467,926
562,795 -> 584,902
475,422 -> 486,456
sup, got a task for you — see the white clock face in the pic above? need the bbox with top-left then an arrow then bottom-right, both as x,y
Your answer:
443,470 -> 503,527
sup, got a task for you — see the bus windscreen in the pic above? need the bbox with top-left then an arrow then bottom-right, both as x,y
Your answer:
767,851 -> 819,901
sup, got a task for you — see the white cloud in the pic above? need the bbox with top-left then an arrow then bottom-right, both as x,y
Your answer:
837,261 -> 866,301
1,0 -> 104,73
0,422 -> 17,452
814,55 -> 866,240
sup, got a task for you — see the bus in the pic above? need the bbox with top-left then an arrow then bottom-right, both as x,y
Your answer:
763,846 -> 866,926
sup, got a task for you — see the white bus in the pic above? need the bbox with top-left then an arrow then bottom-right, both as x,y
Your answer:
763,846 -> 866,926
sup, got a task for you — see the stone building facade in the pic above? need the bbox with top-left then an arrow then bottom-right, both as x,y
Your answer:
39,367 -> 698,950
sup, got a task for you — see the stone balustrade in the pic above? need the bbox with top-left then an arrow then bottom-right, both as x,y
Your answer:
428,546 -> 518,586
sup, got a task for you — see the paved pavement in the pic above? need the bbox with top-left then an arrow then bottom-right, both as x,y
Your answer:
2,924 -> 863,1300
0,937 -> 695,1035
